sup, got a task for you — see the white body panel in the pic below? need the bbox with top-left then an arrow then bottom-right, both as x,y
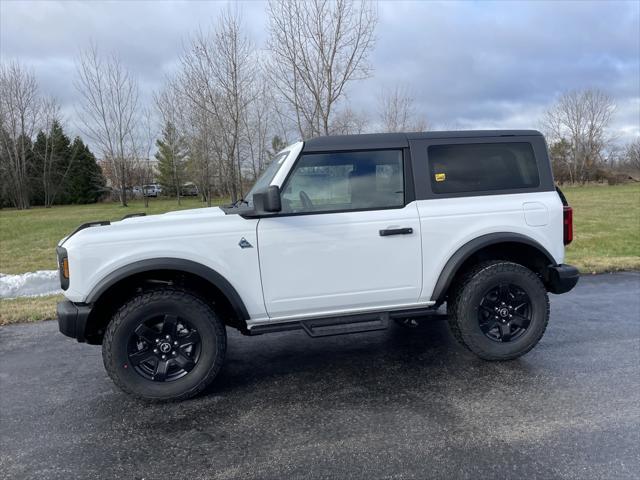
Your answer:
256,204 -> 424,320
415,191 -> 564,304
62,207 -> 268,321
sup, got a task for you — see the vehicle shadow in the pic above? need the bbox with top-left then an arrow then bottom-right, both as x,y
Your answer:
202,316 -> 536,400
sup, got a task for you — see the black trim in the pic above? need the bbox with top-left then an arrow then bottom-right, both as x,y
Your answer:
250,312 -> 390,337
430,233 -> 557,302
122,213 -> 146,220
555,186 -> 569,206
403,146 -> 416,203
249,305 -> 445,336
85,258 -> 250,321
243,203 -> 413,220
546,264 -> 579,294
57,300 -> 92,342
60,220 -> 110,246
303,132 -> 408,152
302,130 -> 543,153
379,227 -> 413,236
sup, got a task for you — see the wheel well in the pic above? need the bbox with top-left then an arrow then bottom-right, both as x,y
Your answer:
84,269 -> 247,344
438,241 -> 554,302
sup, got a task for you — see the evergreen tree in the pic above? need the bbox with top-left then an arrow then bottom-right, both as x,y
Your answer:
155,122 -> 187,202
30,121 -> 72,206
65,137 -> 106,204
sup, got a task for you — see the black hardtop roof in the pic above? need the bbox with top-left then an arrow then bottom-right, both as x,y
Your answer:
302,130 -> 543,152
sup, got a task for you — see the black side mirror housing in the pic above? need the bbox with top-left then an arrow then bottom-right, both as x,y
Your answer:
252,185 -> 281,215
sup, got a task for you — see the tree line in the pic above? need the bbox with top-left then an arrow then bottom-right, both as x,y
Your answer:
1,0 -> 638,210
0,63 -> 105,208
544,89 -> 639,185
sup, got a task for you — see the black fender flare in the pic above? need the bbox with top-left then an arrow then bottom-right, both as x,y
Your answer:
86,258 -> 249,321
430,233 -> 557,302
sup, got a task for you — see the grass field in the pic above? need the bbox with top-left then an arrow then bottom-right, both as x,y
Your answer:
1,185 -> 639,325
563,184 -> 640,273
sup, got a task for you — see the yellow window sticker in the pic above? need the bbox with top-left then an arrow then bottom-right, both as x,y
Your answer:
434,173 -> 446,182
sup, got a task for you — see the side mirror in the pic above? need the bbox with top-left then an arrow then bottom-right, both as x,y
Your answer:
252,185 -> 281,214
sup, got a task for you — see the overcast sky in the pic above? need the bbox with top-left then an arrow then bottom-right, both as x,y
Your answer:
1,0 -> 639,144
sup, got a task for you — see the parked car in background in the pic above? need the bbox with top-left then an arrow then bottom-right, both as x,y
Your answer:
181,183 -> 199,197
143,184 -> 162,197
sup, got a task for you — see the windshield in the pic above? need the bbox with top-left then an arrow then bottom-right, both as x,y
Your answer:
244,151 -> 288,204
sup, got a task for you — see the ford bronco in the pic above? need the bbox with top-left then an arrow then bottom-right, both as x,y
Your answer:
57,130 -> 579,401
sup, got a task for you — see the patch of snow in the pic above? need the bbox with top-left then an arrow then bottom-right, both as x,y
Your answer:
0,270 -> 62,299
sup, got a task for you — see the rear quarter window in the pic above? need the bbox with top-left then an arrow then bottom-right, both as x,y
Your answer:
428,142 -> 540,194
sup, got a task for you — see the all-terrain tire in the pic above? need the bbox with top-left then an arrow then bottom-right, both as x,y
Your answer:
448,260 -> 550,361
102,287 -> 226,401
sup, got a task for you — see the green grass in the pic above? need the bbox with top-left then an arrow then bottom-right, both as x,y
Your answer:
0,185 -> 638,325
562,183 -> 640,273
0,197 -> 225,274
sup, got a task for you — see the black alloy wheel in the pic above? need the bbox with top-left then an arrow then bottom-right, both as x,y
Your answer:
127,314 -> 202,382
477,283 -> 532,342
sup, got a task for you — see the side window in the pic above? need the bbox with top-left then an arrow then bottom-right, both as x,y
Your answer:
428,142 -> 539,194
281,150 -> 404,213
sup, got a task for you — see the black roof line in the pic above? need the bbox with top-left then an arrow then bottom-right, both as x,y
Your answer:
302,130 -> 543,152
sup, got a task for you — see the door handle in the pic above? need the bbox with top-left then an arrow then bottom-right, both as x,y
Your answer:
379,227 -> 413,236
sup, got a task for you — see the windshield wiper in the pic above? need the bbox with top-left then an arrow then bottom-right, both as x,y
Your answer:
232,198 -> 249,207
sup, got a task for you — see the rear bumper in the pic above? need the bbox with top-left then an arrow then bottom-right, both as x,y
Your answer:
546,264 -> 580,294
57,300 -> 93,342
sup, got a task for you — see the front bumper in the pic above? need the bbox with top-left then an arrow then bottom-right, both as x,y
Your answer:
546,264 -> 580,294
57,300 -> 93,342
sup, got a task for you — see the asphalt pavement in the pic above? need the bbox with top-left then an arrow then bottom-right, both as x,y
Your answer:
1,272 -> 639,480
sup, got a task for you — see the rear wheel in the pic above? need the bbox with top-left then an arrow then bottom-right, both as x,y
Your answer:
102,288 -> 226,401
448,261 -> 549,361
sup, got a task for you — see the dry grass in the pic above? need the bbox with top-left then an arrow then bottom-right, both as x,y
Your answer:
0,295 -> 63,326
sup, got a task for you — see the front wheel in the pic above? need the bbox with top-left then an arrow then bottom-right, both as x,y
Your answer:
448,261 -> 550,361
102,288 -> 226,401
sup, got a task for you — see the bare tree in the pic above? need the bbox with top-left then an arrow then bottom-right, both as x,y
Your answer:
241,75 -> 275,181
378,85 -> 428,133
186,98 -> 219,206
133,106 -> 156,208
178,8 -> 256,203
267,0 -> 377,138
330,107 -> 369,135
75,44 -> 140,206
544,88 -> 615,184
623,138 -> 640,173
0,61 -> 40,209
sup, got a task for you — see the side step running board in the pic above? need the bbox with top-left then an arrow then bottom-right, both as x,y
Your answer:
249,312 -> 389,338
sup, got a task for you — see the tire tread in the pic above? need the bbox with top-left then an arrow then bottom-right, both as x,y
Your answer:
102,287 -> 226,401
448,260 -> 550,361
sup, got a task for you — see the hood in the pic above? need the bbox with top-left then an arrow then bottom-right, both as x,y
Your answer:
59,206 -> 242,248
120,206 -> 226,223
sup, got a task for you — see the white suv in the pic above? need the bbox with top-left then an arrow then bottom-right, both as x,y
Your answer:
57,130 -> 579,401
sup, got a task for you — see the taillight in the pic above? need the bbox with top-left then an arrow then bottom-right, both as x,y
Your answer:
563,206 -> 573,245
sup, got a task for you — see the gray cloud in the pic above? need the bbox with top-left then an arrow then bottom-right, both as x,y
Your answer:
1,0 -> 638,143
